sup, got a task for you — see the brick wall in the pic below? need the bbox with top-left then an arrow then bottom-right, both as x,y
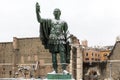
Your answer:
0,37 -> 53,78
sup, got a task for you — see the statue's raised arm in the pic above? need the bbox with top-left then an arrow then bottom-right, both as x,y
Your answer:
36,2 -> 42,23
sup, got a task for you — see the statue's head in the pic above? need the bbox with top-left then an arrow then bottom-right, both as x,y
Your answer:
53,8 -> 61,20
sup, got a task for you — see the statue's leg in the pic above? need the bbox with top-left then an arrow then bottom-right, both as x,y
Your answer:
59,44 -> 66,70
52,53 -> 58,73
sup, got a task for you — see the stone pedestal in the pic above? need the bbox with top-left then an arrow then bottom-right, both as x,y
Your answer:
47,73 -> 72,79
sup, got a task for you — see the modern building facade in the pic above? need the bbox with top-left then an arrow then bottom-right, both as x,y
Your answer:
82,43 -> 112,80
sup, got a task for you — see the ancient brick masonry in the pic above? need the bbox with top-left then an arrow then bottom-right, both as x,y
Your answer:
0,37 -> 52,78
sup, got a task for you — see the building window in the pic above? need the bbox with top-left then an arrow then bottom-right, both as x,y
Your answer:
92,53 -> 94,56
3,68 -> 5,71
9,71 -> 12,77
95,54 -> 97,56
85,58 -> 89,60
92,58 -> 94,60
86,53 -> 88,56
2,68 -> 5,75
95,59 -> 97,61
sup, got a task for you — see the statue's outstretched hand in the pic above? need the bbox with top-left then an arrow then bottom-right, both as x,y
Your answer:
36,2 -> 40,13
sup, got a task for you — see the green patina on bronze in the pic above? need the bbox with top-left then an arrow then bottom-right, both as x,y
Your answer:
36,2 -> 71,73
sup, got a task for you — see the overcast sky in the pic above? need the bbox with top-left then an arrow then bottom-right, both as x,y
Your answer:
0,0 -> 120,46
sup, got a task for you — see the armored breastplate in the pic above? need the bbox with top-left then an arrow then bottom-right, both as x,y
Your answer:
49,19 -> 64,39
49,19 -> 65,44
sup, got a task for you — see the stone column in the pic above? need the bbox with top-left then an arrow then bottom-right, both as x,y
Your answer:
69,47 -> 73,74
76,45 -> 83,80
69,35 -> 83,80
70,44 -> 83,80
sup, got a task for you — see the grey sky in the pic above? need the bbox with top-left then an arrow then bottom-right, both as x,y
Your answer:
0,0 -> 120,46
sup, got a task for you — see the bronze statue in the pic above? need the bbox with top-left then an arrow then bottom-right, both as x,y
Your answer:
35,2 -> 71,74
